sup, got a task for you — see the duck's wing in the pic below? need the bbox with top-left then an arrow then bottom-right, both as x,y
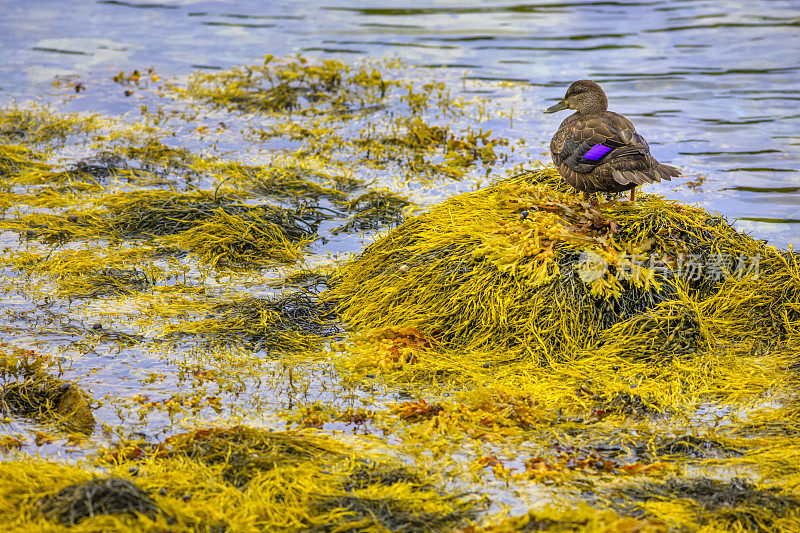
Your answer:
552,114 -> 642,172
553,113 -> 679,185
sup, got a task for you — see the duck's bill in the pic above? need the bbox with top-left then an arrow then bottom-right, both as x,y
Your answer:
543,100 -> 568,114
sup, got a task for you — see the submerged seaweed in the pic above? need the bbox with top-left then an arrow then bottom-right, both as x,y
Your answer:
106,193 -> 316,240
225,162 -> 360,206
67,152 -> 130,184
176,55 -> 396,115
654,435 -> 740,459
74,267 -> 153,298
165,291 -> 339,352
333,188 -> 412,235
343,461 -> 426,492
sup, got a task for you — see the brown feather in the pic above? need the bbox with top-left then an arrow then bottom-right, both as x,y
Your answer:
622,171 -> 642,185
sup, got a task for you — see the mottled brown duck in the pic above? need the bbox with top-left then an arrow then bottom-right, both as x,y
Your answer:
544,80 -> 680,201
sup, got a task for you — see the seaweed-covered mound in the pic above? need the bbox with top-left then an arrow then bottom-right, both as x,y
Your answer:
0,345 -> 95,433
330,169 -> 798,366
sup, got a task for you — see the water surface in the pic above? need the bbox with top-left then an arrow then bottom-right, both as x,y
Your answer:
2,1 -> 798,246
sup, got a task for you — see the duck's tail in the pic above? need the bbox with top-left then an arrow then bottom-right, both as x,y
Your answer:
612,163 -> 681,186
655,163 -> 681,182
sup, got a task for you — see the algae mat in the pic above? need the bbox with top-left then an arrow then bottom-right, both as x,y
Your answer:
1,56 -> 799,531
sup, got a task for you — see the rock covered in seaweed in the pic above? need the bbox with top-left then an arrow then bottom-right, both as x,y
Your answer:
329,168 -> 799,365
0,345 -> 95,433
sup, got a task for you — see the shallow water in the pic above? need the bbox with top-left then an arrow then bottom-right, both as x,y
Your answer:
2,0 -> 799,246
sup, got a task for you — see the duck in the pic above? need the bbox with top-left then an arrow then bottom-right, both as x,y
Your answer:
544,80 -> 680,202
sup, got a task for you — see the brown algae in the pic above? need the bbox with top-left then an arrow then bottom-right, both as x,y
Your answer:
0,344 -> 95,434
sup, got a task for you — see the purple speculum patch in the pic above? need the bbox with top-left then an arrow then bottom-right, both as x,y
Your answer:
583,143 -> 612,160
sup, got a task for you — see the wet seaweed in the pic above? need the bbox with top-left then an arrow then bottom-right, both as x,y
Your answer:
12,425 -> 479,532
332,188 -> 412,234
164,206 -> 320,268
355,117 -> 508,180
0,191 -> 325,267
309,493 -> 474,532
168,55 -> 509,185
617,477 -> 800,531
342,461 -> 426,492
105,193 -> 253,238
72,267 -> 154,298
67,152 -> 130,183
585,431 -> 742,462
115,139 -> 198,178
0,378 -> 95,433
592,301 -> 701,363
0,144 -> 51,188
275,269 -> 333,294
0,106 -> 96,146
595,392 -> 664,419
38,477 -> 166,525
221,161 -> 360,206
328,172 -> 687,360
95,192 -> 321,264
329,170 -> 794,368
307,458 -> 478,532
461,506 -> 666,532
176,55 -> 397,115
651,435 -> 738,459
167,292 -> 339,352
2,245 -> 163,300
157,426 -> 347,488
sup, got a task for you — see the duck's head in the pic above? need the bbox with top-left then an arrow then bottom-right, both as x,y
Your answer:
544,80 -> 608,115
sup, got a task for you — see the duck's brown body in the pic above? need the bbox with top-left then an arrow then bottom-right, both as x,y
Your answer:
544,80 -> 680,200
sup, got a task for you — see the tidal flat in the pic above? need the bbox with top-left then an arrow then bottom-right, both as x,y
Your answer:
0,51 -> 799,531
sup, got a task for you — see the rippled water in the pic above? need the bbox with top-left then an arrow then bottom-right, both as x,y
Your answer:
2,0 -> 799,246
